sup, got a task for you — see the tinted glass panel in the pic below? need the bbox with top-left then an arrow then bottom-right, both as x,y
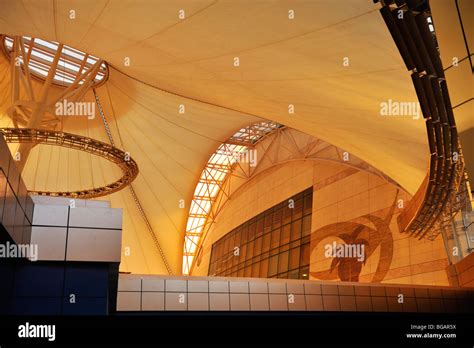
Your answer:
209,187 -> 312,279
268,255 -> 278,277
278,251 -> 289,274
262,232 -> 271,253
281,224 -> 291,245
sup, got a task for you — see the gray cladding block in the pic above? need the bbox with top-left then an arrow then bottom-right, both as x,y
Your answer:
118,276 -> 142,292
116,292 -> 141,311
30,226 -> 67,261
68,206 -> 122,229
66,228 -> 122,262
31,199 -> 122,263
115,277 -> 474,313
142,292 -> 165,311
32,204 -> 69,227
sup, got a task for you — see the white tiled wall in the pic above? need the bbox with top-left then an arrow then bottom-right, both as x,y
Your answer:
116,274 -> 472,312
30,198 -> 122,263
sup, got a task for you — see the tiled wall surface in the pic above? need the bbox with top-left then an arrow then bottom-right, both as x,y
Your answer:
193,155 -> 452,286
0,134 -> 122,315
30,197 -> 122,263
310,163 -> 450,286
117,274 -> 474,312
454,253 -> 474,287
0,195 -> 122,314
0,137 -> 34,245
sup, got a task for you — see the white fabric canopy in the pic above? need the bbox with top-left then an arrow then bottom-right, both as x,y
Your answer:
0,0 -> 429,274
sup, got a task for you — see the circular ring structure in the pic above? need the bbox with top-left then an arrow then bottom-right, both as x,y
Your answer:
0,128 -> 139,199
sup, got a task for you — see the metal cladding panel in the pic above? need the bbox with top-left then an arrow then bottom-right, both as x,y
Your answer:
30,226 -> 67,261
32,204 -> 69,227
68,206 -> 122,229
66,228 -> 122,263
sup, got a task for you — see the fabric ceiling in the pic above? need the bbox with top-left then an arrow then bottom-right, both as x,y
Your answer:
0,0 -> 429,274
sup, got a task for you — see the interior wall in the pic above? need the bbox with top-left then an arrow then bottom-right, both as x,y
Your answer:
193,160 -> 450,286
0,0 -> 446,275
310,162 -> 449,286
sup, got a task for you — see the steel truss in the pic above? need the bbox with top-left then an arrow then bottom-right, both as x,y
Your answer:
1,35 -> 108,172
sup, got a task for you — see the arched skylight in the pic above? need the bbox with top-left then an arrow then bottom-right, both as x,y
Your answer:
183,121 -> 282,275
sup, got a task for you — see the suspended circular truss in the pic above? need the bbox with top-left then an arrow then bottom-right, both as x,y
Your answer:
0,128 -> 139,199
